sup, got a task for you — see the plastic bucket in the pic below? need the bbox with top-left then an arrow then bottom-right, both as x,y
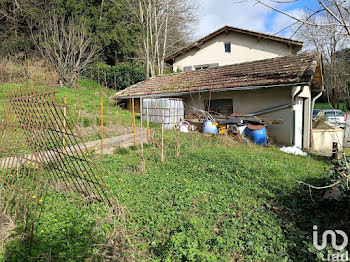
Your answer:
237,125 -> 247,135
245,125 -> 267,146
202,120 -> 218,134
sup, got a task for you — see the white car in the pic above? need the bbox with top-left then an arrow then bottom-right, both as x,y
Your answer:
318,109 -> 346,128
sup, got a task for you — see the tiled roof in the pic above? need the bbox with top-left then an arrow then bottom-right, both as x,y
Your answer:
114,52 -> 322,99
165,25 -> 303,63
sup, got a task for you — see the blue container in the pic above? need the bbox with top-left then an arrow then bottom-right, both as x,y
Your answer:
202,120 -> 218,134
245,126 -> 267,146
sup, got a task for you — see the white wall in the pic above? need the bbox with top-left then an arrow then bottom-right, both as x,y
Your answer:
292,86 -> 311,149
312,128 -> 344,155
173,31 -> 298,71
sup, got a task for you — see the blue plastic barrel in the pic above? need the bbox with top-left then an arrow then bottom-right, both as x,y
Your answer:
245,125 -> 267,146
202,120 -> 218,134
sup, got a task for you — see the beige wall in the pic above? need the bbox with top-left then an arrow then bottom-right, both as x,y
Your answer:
181,85 -> 312,148
173,32 -> 298,71
312,128 -> 344,155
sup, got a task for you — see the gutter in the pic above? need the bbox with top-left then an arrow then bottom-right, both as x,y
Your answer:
293,85 -> 305,102
115,82 -> 311,100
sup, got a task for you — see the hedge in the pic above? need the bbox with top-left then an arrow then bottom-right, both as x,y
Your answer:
86,62 -> 145,91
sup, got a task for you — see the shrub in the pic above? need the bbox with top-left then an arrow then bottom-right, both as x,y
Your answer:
85,62 -> 145,91
83,117 -> 91,127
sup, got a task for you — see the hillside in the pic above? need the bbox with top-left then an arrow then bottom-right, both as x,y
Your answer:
0,83 -> 345,261
0,80 -> 142,142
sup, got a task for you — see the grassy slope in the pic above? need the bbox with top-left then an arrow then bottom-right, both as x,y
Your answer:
0,83 -> 342,261
101,135 -> 335,262
0,80 -> 138,141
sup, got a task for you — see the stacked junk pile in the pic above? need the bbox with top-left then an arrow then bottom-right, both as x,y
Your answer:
186,106 -> 268,146
142,98 -> 277,146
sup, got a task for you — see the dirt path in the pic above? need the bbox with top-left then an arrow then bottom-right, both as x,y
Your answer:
0,131 -> 150,169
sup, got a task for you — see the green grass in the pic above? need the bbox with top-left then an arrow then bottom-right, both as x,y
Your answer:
100,135 -> 336,261
315,102 -> 348,112
0,79 -> 139,141
1,82 -> 347,261
2,132 -> 337,261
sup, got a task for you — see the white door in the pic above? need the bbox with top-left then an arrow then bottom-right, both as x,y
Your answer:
293,98 -> 303,148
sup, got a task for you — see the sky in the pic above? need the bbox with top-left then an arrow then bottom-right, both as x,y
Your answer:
195,0 -> 318,40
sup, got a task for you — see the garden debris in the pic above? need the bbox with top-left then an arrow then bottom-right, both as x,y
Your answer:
90,208 -> 143,262
183,106 -> 284,146
217,118 -> 243,125
185,106 -> 282,127
323,187 -> 342,200
280,146 -> 307,156
0,213 -> 15,249
179,125 -> 189,133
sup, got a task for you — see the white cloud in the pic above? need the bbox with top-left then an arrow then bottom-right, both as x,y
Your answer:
196,0 -> 274,38
196,0 -> 306,41
269,8 -> 306,38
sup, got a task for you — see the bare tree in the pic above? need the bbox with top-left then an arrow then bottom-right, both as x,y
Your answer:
252,0 -> 350,108
0,0 -> 48,55
295,12 -> 350,108
31,14 -> 98,87
125,0 -> 198,78
324,58 -> 350,109
255,0 -> 350,36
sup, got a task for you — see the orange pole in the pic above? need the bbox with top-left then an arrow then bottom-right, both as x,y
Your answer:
63,96 -> 67,153
161,109 -> 164,162
101,95 -> 104,153
146,99 -> 150,143
132,98 -> 137,145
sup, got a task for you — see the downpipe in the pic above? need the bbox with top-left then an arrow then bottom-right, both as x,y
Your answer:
293,85 -> 305,103
310,91 -> 323,149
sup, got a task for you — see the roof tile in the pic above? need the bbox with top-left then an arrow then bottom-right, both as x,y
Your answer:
114,52 -> 321,99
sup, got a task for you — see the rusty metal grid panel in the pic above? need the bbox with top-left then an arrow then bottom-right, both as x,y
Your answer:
0,86 -> 112,243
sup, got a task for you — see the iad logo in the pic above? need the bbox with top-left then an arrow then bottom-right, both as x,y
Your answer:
313,225 -> 348,251
313,225 -> 349,261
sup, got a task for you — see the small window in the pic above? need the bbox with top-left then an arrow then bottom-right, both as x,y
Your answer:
224,43 -> 231,53
204,99 -> 233,115
194,64 -> 209,70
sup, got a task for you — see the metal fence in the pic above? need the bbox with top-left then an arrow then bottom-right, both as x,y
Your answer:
0,86 -> 112,247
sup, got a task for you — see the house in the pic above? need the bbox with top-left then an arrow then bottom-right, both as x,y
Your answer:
114,52 -> 324,149
165,25 -> 303,72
